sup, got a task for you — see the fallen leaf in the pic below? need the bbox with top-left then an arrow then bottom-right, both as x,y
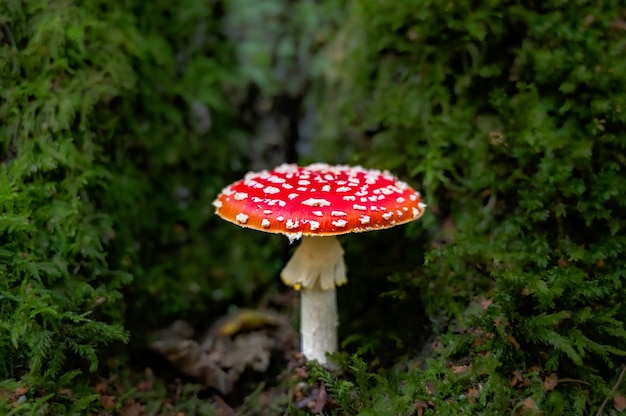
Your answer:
101,395 -> 116,409
136,367 -> 154,392
510,370 -> 523,387
313,383 -> 328,413
122,400 -> 144,416
544,373 -> 558,391
150,312 -> 297,394
479,297 -> 493,309
614,393 -> 626,411
452,364 -> 471,374
58,388 -> 73,398
467,387 -> 480,403
15,387 -> 28,396
414,401 -> 428,416
522,397 -> 538,410
217,309 -> 281,336
508,335 -> 521,349
95,381 -> 108,394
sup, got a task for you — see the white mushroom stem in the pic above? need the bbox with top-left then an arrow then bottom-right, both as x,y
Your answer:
281,235 -> 347,364
300,281 -> 338,364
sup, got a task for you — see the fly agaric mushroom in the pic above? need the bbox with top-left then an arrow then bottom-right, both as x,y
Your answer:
213,163 -> 426,364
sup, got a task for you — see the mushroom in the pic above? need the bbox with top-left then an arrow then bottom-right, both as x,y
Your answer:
213,163 -> 426,364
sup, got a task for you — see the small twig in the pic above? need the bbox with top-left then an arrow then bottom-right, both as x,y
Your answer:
596,364 -> 626,416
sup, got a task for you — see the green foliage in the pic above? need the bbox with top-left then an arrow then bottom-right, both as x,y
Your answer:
0,0 -> 282,412
310,0 -> 626,413
1,0 -> 136,388
0,0 -> 142,411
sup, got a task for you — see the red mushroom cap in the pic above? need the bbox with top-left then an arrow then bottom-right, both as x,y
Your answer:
213,163 -> 426,239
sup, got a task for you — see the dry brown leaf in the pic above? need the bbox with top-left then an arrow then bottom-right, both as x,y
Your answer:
467,387 -> 480,403
510,370 -> 523,387
414,401 -> 428,416
479,297 -> 493,310
95,381 -> 108,394
122,401 -> 144,416
101,395 -> 116,409
58,388 -> 73,398
544,373 -> 558,391
452,364 -> 471,374
312,383 -> 328,413
614,393 -> 626,411
522,397 -> 538,410
15,387 -> 28,396
150,312 -> 297,394
508,335 -> 521,349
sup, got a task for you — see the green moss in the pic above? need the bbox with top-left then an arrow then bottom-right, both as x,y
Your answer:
311,0 -> 626,413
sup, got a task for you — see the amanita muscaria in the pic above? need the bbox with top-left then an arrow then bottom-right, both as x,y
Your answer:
213,163 -> 426,364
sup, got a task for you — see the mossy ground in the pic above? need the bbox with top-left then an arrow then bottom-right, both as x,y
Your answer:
1,0 -> 626,415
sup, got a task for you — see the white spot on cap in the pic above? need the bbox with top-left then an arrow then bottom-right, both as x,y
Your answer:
234,192 -> 248,201
287,232 -> 302,243
324,174 -> 335,180
261,219 -> 271,228
382,212 -> 393,220
396,197 -> 405,203
277,216 -> 284,222
286,219 -> 299,229
236,213 -> 249,223
282,183 -> 294,189
353,204 -> 367,211
264,186 -> 280,194
332,219 -> 348,227
288,193 -> 299,200
409,194 -> 417,201
263,209 -> 273,214
302,198 -> 331,207
331,211 -> 347,216
412,207 -> 419,218
268,176 -> 285,184
309,221 -> 320,231
418,202 -> 427,210
359,215 -> 370,224
370,206 -> 379,211
368,196 -> 378,202
322,185 -> 331,192
213,200 -> 223,208
298,180 -> 311,185
297,187 -> 308,191
336,186 -> 351,192
312,211 -> 323,217
396,210 -> 403,216
343,196 -> 356,201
